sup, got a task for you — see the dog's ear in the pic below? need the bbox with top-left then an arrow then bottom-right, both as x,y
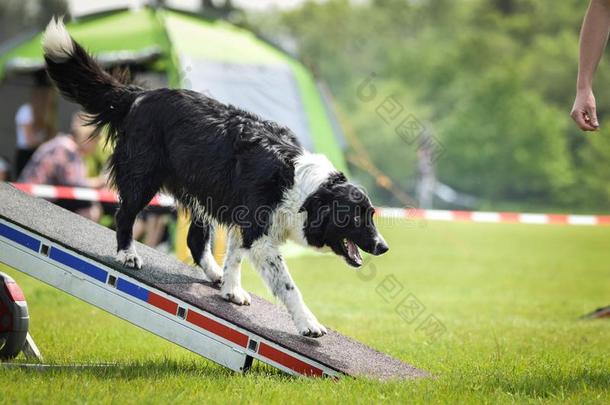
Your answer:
299,191 -> 321,213
299,185 -> 332,213
299,172 -> 346,214
329,171 -> 347,186
300,189 -> 332,247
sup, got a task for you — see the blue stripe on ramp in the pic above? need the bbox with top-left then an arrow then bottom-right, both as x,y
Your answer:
116,278 -> 149,302
49,247 -> 108,283
0,222 -> 41,252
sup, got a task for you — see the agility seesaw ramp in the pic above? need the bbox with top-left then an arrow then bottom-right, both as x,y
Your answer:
0,183 -> 426,380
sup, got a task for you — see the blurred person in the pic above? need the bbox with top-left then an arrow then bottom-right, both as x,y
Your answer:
14,73 -> 57,176
571,0 -> 610,131
132,210 -> 171,251
18,112 -> 104,221
0,156 -> 10,182
416,135 -> 436,209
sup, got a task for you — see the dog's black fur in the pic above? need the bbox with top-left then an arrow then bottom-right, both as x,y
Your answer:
45,33 -> 387,257
45,39 -> 305,247
43,21 -> 388,337
43,23 -> 388,336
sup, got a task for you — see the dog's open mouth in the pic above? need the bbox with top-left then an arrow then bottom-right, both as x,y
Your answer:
342,238 -> 363,267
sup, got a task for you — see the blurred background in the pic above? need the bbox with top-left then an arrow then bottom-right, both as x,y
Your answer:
0,0 -> 607,217
3,3 -> 610,400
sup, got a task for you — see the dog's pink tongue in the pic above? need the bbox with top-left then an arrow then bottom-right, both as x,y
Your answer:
347,240 -> 362,265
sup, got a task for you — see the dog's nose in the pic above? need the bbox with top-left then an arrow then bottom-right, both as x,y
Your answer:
373,235 -> 389,255
374,241 -> 389,255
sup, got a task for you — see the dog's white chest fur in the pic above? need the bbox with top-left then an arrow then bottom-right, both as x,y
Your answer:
268,152 -> 336,248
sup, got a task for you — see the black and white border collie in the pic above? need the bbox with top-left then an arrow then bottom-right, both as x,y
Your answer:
42,18 -> 388,337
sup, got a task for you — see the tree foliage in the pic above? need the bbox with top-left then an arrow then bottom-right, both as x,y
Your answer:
252,0 -> 610,211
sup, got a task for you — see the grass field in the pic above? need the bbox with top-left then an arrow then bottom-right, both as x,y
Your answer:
1,219 -> 609,404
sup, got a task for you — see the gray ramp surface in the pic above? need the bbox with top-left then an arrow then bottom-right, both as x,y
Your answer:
0,183 -> 426,380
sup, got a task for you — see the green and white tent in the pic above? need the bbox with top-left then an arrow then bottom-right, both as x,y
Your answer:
0,7 -> 347,171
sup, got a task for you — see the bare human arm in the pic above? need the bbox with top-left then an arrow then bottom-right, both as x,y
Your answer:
16,105 -> 42,148
21,123 -> 40,148
571,0 -> 610,131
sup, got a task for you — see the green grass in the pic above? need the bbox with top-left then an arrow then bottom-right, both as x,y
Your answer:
1,219 -> 609,404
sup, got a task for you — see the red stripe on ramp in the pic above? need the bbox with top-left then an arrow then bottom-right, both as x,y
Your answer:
148,291 -> 178,315
186,310 -> 248,347
258,342 -> 323,377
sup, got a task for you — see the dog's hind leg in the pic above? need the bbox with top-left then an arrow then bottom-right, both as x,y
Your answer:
115,198 -> 151,270
247,236 -> 326,338
220,227 -> 251,305
113,156 -> 161,269
187,218 -> 223,283
115,188 -> 159,269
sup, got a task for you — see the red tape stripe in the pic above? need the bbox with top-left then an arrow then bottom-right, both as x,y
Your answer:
13,183 -> 32,194
98,188 -> 120,203
451,210 -> 472,222
54,186 -> 76,200
598,216 -> 610,225
499,212 -> 520,223
12,183 -> 167,207
148,292 -> 178,315
547,214 -> 568,225
186,310 -> 249,347
408,208 -> 425,219
258,342 -> 323,377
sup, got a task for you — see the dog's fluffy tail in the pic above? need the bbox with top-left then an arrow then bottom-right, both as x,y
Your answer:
43,17 -> 140,141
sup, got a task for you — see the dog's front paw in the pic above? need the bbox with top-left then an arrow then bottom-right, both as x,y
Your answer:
294,314 -> 327,338
221,284 -> 251,306
202,262 -> 223,284
116,249 -> 143,269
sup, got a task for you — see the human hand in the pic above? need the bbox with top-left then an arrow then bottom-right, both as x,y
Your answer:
571,89 -> 599,131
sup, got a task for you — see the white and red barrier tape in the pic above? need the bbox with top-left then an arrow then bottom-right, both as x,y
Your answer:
10,183 -> 610,226
375,207 -> 610,226
12,183 -> 175,207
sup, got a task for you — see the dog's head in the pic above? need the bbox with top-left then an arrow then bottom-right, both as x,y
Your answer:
300,173 -> 388,267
